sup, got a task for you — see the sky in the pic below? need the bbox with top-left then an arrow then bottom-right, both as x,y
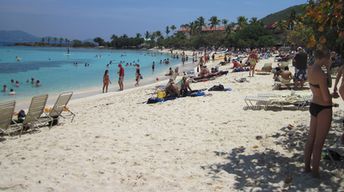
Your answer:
0,0 -> 307,40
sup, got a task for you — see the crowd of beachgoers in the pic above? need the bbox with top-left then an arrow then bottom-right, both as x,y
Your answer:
1,45 -> 344,190
2,77 -> 41,96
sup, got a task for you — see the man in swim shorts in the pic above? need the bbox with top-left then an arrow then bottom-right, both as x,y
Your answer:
293,47 -> 308,89
118,64 -> 124,91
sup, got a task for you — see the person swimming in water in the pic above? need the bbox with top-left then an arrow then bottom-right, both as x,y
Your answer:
15,80 -> 20,87
35,80 -> 41,87
2,85 -> 7,92
9,89 -> 16,96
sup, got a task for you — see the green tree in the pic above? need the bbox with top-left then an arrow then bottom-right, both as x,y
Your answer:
170,25 -> 176,34
93,37 -> 106,46
222,19 -> 228,26
53,37 -> 58,44
165,26 -> 170,36
237,16 -> 248,29
59,37 -> 64,45
249,17 -> 258,24
209,16 -> 220,29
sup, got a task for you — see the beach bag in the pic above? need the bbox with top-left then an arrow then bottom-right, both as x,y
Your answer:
157,90 -> 166,99
208,84 -> 224,91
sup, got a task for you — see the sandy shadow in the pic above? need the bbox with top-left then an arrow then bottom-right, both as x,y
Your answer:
203,111 -> 344,191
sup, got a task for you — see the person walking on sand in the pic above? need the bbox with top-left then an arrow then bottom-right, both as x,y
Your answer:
102,69 -> 111,93
135,64 -> 141,86
304,48 -> 333,178
118,64 -> 124,91
248,50 -> 258,77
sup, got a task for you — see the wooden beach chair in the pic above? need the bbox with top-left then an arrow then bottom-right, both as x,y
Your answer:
42,92 -> 75,125
0,100 -> 22,136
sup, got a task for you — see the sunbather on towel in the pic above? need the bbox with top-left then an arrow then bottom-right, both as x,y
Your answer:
180,76 -> 192,97
165,79 -> 180,97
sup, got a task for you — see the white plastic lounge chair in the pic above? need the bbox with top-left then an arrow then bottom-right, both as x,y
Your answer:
244,93 -> 310,110
0,100 -> 22,136
20,94 -> 49,134
42,92 -> 75,125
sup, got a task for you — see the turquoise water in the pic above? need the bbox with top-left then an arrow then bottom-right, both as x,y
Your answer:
0,46 -> 179,102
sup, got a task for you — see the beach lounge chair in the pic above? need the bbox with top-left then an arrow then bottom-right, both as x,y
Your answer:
244,93 -> 310,110
20,94 -> 49,134
255,63 -> 272,75
42,92 -> 75,124
0,100 -> 22,136
244,95 -> 279,110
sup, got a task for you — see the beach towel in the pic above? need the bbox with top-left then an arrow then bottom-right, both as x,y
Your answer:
190,91 -> 205,97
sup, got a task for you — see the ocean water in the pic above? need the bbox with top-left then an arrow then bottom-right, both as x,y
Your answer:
0,46 -> 179,102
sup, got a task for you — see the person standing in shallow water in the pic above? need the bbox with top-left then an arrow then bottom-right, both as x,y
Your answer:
152,61 -> 155,72
304,48 -> 333,178
118,64 -> 124,91
102,69 -> 111,93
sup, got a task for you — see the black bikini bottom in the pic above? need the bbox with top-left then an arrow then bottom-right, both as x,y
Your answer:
309,103 -> 332,117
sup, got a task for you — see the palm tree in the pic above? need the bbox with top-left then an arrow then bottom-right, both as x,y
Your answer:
222,19 -> 228,26
196,16 -> 206,32
209,16 -> 220,29
276,20 -> 287,33
47,37 -> 51,44
145,31 -> 150,40
136,33 -> 142,38
64,38 -> 69,45
237,16 -> 248,29
170,25 -> 176,34
249,17 -> 258,24
165,26 -> 170,37
189,22 -> 198,35
59,37 -> 64,45
41,37 -> 45,43
53,37 -> 58,44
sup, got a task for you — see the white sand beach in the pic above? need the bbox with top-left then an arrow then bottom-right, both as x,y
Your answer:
1,58 -> 344,191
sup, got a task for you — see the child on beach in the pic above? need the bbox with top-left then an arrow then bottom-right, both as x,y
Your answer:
102,69 -> 111,93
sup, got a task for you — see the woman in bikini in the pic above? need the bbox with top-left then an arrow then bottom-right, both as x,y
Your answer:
304,48 -> 332,178
248,50 -> 258,77
102,69 -> 111,93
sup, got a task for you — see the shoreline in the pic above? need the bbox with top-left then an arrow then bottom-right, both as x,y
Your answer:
11,56 -> 196,111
